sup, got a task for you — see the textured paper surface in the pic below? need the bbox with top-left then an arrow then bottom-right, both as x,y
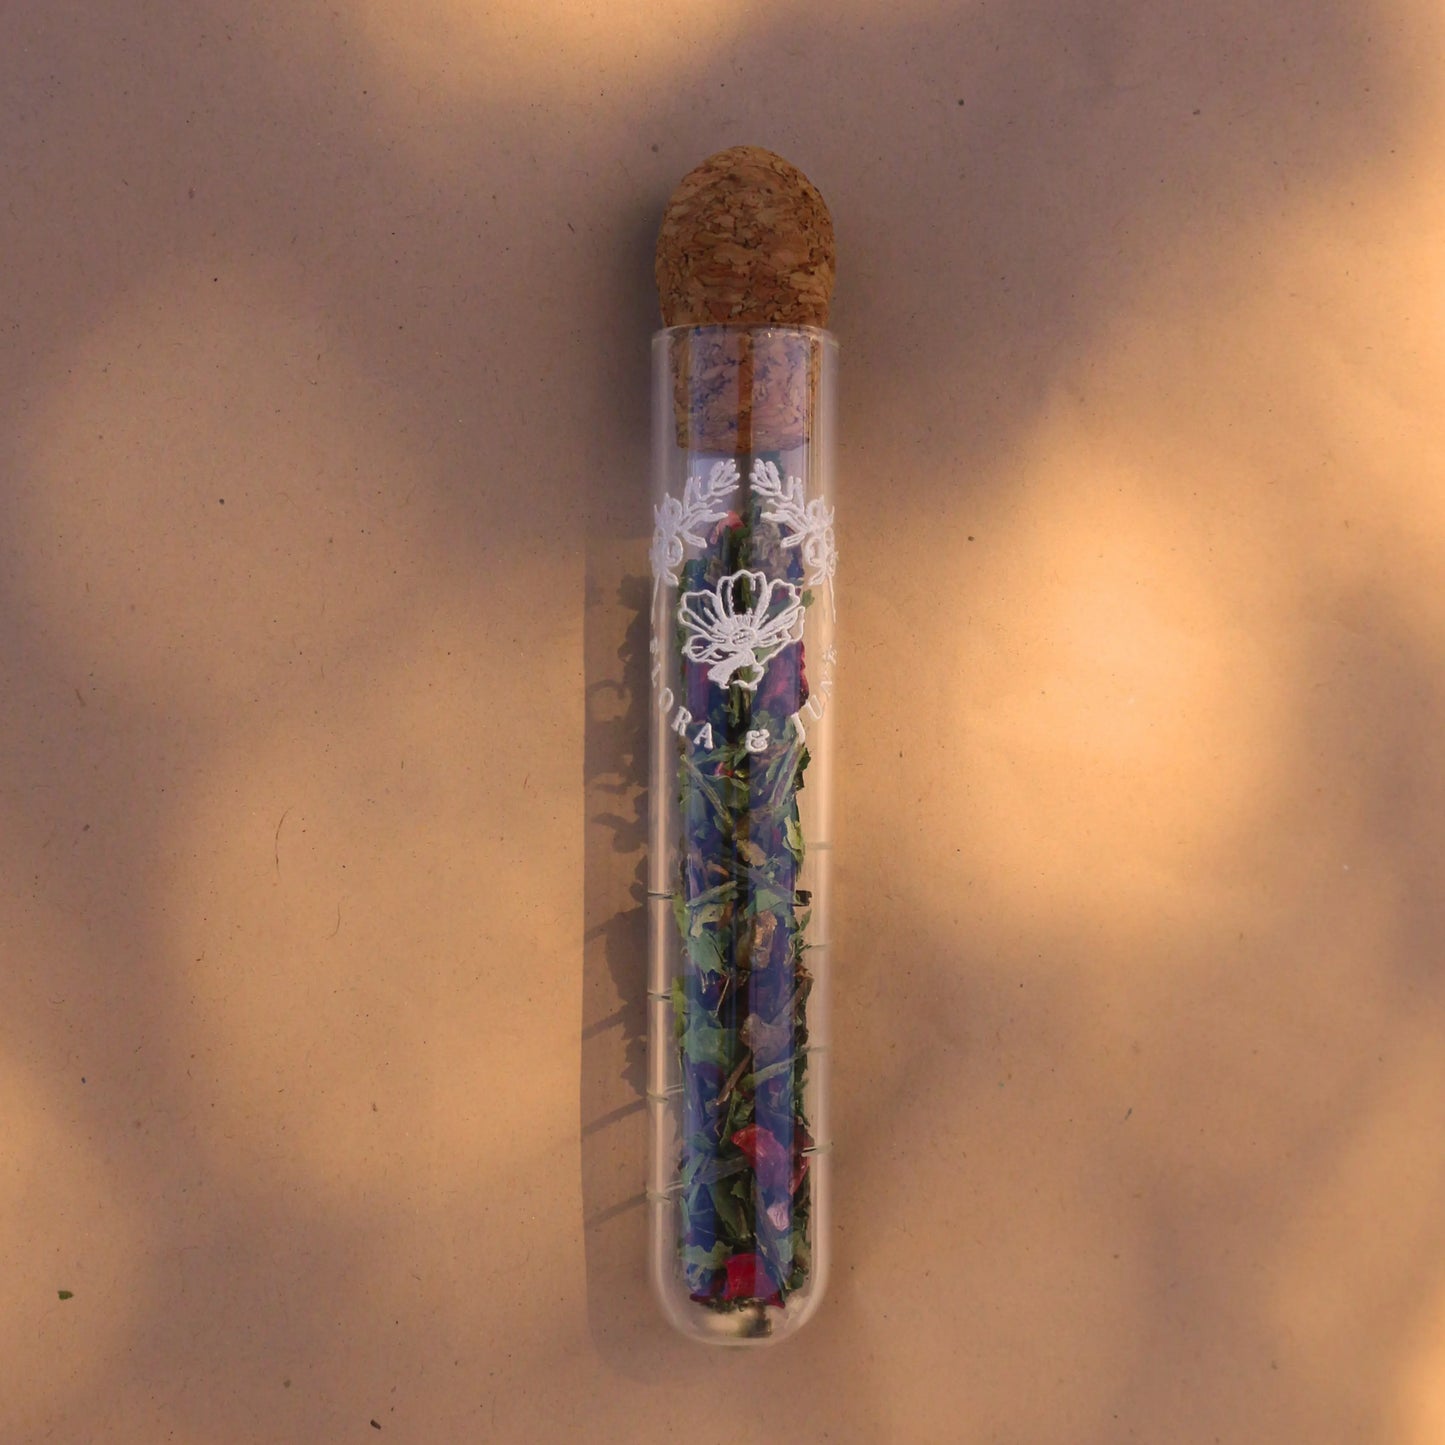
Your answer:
4,0 -> 1445,1439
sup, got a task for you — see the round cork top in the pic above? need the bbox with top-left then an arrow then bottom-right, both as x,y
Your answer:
655,146 -> 835,328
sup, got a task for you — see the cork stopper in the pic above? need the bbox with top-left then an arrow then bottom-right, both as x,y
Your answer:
655,146 -> 835,328
655,147 -> 835,453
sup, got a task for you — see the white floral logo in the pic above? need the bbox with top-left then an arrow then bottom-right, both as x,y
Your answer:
751,459 -> 837,593
678,569 -> 804,691
650,460 -> 740,591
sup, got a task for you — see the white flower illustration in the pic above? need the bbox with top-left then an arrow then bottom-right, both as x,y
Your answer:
650,460 -> 740,589
751,459 -> 837,590
678,569 -> 805,691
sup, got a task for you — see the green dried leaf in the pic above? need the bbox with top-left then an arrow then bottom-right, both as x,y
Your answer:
684,878 -> 738,910
724,1086 -> 755,1139
688,902 -> 727,937
681,1241 -> 731,1270
747,882 -> 792,917
710,1178 -> 749,1241
682,1010 -> 731,1069
747,1056 -> 794,1088
685,930 -> 725,974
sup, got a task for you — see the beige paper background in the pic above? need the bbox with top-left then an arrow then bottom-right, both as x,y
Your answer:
4,0 -> 1445,1439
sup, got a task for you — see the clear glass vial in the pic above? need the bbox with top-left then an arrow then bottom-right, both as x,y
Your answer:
647,325 -> 837,1344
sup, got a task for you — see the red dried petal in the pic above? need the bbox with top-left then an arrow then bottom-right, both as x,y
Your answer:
733,1122 -> 811,1198
708,511 -> 746,547
730,1123 -> 792,1193
722,1252 -> 780,1305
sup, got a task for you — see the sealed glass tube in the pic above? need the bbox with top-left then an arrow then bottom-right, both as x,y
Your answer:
648,325 -> 836,1343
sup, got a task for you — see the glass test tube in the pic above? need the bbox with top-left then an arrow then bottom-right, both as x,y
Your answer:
647,324 -> 837,1344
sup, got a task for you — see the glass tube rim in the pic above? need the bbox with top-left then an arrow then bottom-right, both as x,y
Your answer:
652,322 -> 839,351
